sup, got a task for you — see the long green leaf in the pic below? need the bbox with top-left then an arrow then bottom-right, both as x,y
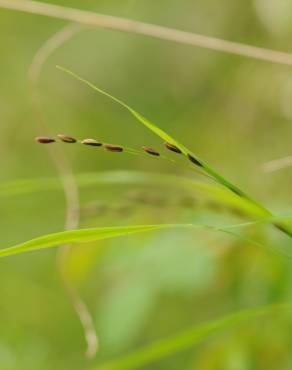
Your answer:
94,303 -> 292,370
0,224 -> 184,258
1,220 -> 292,259
0,171 -> 269,218
56,67 -> 265,208
56,66 -> 292,238
3,171 -> 292,228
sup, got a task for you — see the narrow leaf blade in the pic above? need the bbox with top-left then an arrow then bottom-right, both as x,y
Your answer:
94,303 -> 292,370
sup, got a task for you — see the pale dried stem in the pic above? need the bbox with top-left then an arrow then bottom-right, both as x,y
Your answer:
262,156 -> 292,173
29,24 -> 98,358
1,0 -> 292,66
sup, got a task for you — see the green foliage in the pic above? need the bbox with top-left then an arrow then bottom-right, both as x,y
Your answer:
57,66 -> 292,238
0,170 -> 274,218
0,224 -> 181,258
2,1 -> 292,369
95,304 -> 291,370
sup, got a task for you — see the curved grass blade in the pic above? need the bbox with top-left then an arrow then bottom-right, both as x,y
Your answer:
94,303 -> 292,370
3,172 -> 292,256
56,66 -> 292,238
0,224 -> 183,258
55,67 -> 262,204
1,220 -> 292,259
3,171 -> 292,226
0,171 -> 270,218
4,171 -> 292,240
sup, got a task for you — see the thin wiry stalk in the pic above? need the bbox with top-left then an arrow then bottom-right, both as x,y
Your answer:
29,25 -> 98,358
262,156 -> 292,173
2,0 -> 292,66
29,23 -> 82,133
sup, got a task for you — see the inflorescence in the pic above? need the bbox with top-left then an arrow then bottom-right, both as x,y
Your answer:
35,134 -> 204,168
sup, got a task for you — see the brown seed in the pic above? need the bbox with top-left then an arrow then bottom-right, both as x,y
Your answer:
35,136 -> 55,144
164,142 -> 182,154
81,138 -> 102,147
103,144 -> 124,152
142,146 -> 160,156
57,134 -> 77,143
187,154 -> 203,167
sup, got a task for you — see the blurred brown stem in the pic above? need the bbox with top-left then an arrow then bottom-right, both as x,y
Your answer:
29,23 -> 98,359
1,0 -> 292,66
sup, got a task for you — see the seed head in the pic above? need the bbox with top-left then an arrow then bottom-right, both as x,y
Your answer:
103,144 -> 124,152
35,136 -> 55,144
57,134 -> 77,143
81,138 -> 102,147
187,154 -> 203,167
164,142 -> 182,154
142,146 -> 160,156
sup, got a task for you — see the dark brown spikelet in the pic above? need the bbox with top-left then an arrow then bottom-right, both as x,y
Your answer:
187,154 -> 203,167
57,134 -> 77,143
164,142 -> 182,154
81,138 -> 102,147
104,144 -> 124,152
35,136 -> 55,144
142,146 -> 160,156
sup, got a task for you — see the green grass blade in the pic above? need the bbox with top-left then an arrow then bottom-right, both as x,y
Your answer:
0,224 -> 185,258
0,170 -> 269,218
56,66 -> 265,208
56,66 -> 292,238
3,171 -> 292,227
3,170 -> 292,255
5,171 -> 292,240
1,220 -> 291,259
94,303 -> 292,370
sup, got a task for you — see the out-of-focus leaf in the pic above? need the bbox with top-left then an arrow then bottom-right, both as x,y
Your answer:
2,170 -> 291,224
94,303 -> 292,370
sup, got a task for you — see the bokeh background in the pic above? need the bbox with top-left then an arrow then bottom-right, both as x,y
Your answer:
1,1 -> 292,369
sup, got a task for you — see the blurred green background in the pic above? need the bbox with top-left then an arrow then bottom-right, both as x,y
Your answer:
1,1 -> 292,369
